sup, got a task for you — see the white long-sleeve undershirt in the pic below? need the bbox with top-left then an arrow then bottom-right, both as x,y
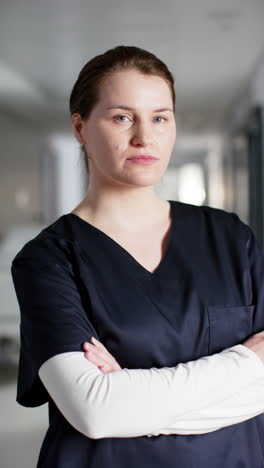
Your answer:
38,344 -> 264,440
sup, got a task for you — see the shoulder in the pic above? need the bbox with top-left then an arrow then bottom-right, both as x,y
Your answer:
11,215 -> 78,270
174,199 -> 237,220
173,200 -> 250,242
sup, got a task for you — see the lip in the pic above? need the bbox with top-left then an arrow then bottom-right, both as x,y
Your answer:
126,156 -> 159,165
127,155 -> 159,160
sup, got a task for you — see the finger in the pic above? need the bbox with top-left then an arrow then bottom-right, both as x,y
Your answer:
83,339 -> 118,366
98,364 -> 110,374
84,346 -> 117,369
84,341 -> 114,365
83,343 -> 107,360
90,337 -> 110,354
82,340 -> 108,356
85,350 -> 110,368
85,353 -> 111,373
82,342 -> 95,351
84,344 -> 111,363
84,349 -> 121,373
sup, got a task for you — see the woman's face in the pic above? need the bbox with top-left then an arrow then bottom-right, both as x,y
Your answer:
72,69 -> 176,188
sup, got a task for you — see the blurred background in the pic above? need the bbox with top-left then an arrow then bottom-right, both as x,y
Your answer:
1,0 -> 264,466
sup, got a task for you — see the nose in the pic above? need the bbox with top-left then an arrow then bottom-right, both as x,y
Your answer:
131,121 -> 153,146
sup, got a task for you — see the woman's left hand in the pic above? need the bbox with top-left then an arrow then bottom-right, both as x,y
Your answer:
82,337 -> 122,373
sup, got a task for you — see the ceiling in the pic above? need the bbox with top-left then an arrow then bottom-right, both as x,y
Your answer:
0,0 -> 264,133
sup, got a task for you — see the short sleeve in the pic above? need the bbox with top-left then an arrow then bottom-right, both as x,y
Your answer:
11,234 -> 99,408
233,213 -> 264,335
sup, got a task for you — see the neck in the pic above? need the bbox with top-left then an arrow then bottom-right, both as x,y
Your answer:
75,188 -> 169,229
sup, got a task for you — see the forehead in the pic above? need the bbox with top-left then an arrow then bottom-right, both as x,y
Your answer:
98,69 -> 173,108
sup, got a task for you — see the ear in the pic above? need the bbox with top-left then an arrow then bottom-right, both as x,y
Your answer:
71,113 -> 86,145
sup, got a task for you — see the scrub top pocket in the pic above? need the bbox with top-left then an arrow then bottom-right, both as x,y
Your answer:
207,304 -> 255,355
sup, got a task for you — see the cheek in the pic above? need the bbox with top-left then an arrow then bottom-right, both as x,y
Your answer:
163,128 -> 176,148
112,142 -> 124,153
101,128 -> 121,150
94,134 -> 115,157
107,133 -> 127,156
98,140 -> 124,169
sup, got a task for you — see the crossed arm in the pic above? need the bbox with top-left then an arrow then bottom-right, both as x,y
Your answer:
38,342 -> 264,439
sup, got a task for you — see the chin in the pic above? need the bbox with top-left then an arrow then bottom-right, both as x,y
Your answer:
124,174 -> 163,187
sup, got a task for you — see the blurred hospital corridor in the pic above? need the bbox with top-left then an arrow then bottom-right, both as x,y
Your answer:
1,0 -> 264,466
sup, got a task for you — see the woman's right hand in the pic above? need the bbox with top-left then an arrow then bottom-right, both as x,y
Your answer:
242,330 -> 264,364
82,337 -> 122,373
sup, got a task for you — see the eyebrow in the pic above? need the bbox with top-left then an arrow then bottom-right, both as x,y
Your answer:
106,105 -> 174,113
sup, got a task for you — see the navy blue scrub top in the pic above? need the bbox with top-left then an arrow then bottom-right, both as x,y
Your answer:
11,200 -> 264,468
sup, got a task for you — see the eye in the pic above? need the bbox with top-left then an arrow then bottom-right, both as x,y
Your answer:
113,114 -> 131,122
154,116 -> 168,123
113,114 -> 168,123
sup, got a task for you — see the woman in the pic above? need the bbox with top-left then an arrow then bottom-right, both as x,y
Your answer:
11,45 -> 264,468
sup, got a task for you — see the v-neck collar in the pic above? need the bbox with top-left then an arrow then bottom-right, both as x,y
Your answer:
64,199 -> 176,278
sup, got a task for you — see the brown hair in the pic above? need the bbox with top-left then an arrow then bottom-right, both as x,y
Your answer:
69,45 -> 176,175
